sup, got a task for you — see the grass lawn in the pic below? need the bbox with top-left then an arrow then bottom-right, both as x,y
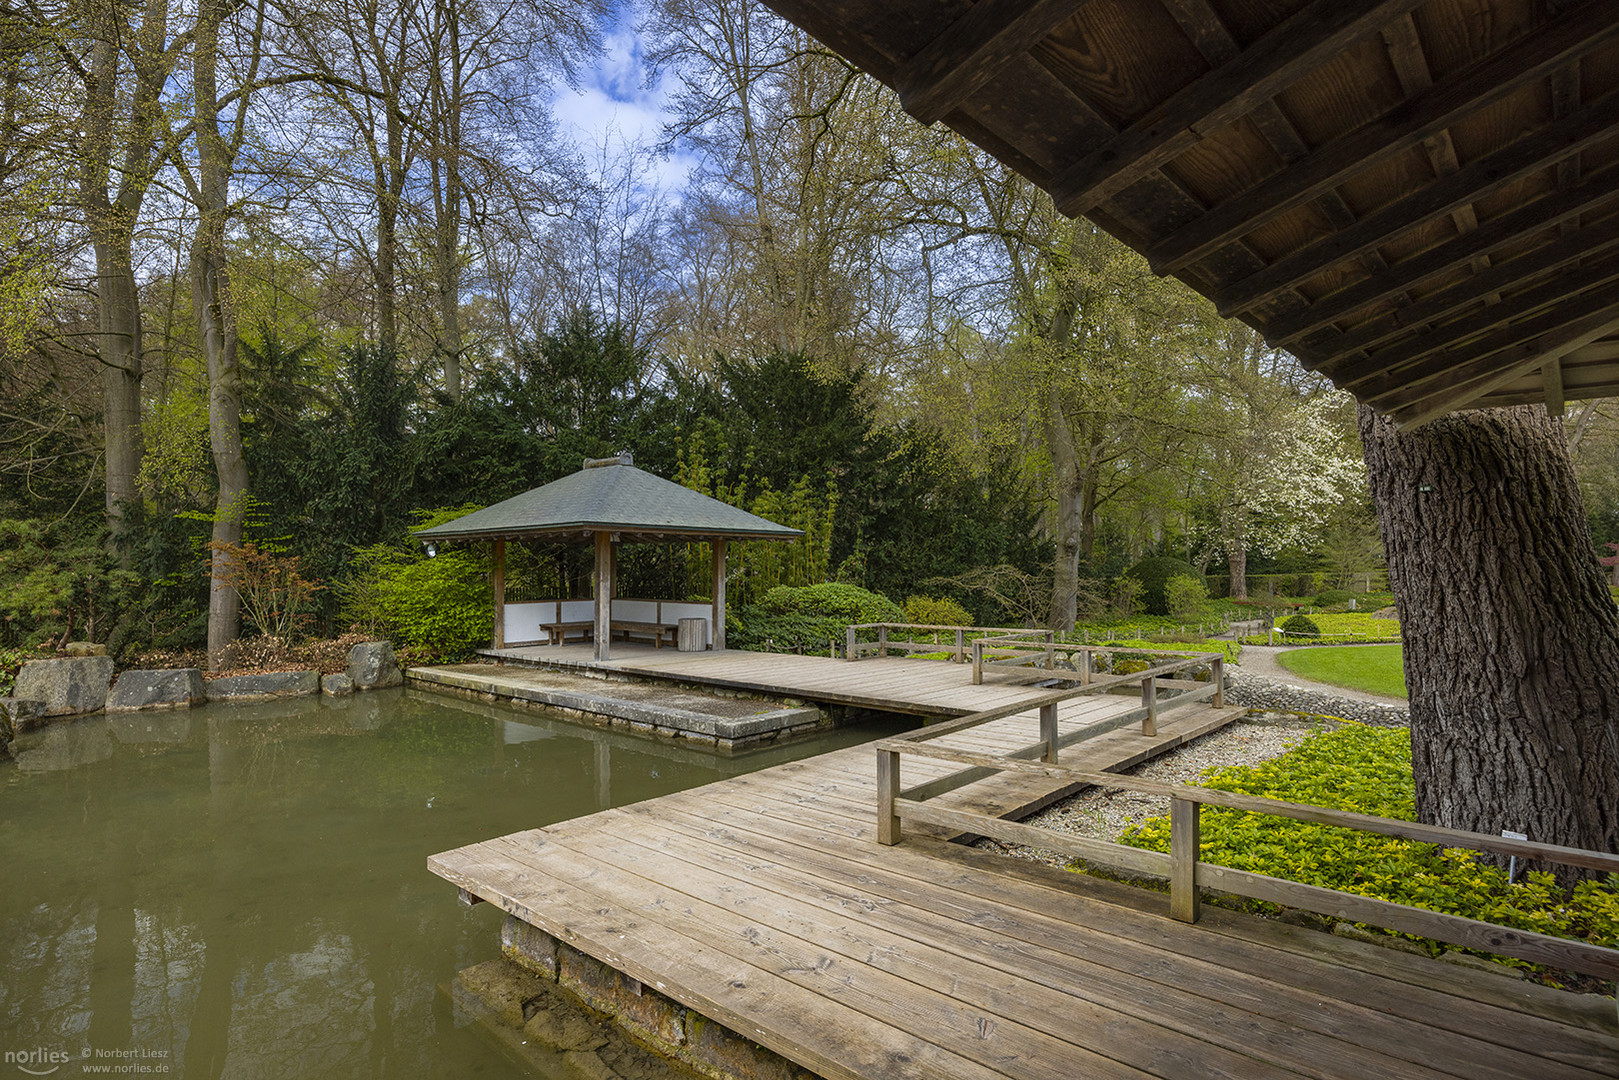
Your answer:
1277,643 -> 1407,698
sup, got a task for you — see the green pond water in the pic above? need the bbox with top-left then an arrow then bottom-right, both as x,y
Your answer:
0,687 -> 906,1078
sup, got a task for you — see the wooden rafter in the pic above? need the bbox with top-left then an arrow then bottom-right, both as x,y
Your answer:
894,0 -> 1094,125
1265,165 -> 1619,347
1216,88 -> 1619,318
1333,250 -> 1619,392
1048,0 -> 1431,216
1147,3 -> 1619,276
1301,212 -> 1619,368
1367,283 -> 1619,416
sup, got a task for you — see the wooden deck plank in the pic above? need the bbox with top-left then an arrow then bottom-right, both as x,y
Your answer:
586,806 -> 1507,1080
431,838 -> 1023,1080
486,833 -> 1180,1080
673,786 -> 1619,1075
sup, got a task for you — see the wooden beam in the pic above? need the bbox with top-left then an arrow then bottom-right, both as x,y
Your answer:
711,538 -> 727,652
1158,0 -> 1389,278
1149,3 -> 1619,275
1327,249 -> 1619,390
1301,210 -> 1619,367
1383,303 -> 1619,428
1049,0 -> 1430,216
894,0 -> 1094,125
1218,86 -> 1619,317
1264,165 -> 1619,346
593,531 -> 612,662
492,538 -> 506,650
1362,277 -> 1619,407
1544,355 -> 1567,418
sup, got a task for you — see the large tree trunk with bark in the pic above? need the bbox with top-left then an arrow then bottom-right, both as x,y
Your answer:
1047,384 -> 1082,630
1360,404 -> 1619,874
94,238 -> 143,543
1226,543 -> 1247,601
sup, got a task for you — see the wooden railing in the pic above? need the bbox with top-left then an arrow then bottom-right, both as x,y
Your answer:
874,690 -> 1619,981
844,623 -> 1049,664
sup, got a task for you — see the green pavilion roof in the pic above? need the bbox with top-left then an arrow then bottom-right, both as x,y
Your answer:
414,455 -> 803,544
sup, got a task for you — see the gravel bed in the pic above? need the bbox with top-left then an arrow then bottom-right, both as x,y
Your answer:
1224,670 -> 1410,727
975,711 -> 1343,868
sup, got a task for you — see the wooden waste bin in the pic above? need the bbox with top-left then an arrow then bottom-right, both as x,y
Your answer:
677,617 -> 707,652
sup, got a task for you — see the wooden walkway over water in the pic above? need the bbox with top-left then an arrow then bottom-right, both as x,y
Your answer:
478,643 -> 1074,717
430,684 -> 1618,1080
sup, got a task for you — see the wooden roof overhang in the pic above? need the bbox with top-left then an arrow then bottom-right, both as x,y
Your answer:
760,0 -> 1619,427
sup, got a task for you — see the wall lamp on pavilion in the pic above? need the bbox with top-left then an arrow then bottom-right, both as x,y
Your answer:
424,543 -> 438,557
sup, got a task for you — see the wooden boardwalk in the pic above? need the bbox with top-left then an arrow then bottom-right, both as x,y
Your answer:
430,701 -> 1618,1080
480,643 -> 1068,717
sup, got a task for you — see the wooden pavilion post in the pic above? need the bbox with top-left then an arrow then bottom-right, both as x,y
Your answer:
711,538 -> 727,651
593,530 -> 613,661
492,539 -> 506,649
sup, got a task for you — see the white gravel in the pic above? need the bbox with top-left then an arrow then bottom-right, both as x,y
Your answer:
975,713 -> 1340,868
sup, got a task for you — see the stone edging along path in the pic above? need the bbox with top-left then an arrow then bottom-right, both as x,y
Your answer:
1225,670 -> 1409,727
0,640 -> 405,754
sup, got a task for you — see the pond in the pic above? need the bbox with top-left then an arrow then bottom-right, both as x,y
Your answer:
0,687 -> 906,1078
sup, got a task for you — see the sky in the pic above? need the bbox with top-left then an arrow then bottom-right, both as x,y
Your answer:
549,2 -> 696,193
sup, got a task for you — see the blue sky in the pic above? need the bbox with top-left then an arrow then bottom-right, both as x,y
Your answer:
551,3 -> 694,192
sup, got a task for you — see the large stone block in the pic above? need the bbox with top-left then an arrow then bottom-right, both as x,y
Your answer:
107,668 -> 206,712
321,672 -> 354,696
0,697 -> 44,740
13,656 -> 114,717
347,641 -> 402,690
205,670 -> 319,700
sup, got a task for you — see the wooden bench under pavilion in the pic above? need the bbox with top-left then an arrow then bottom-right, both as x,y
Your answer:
413,452 -> 803,661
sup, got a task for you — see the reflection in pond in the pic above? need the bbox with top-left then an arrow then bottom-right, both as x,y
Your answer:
0,688 -> 904,1078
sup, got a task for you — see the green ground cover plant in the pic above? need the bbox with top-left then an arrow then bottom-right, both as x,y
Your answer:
1118,725 -> 1619,976
1278,644 -> 1407,698
1240,611 -> 1402,644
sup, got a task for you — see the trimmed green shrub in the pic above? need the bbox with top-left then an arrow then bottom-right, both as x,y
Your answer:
1314,588 -> 1355,607
1123,557 -> 1201,615
732,583 -> 904,654
904,595 -> 972,627
1119,725 -> 1619,967
1279,613 -> 1320,639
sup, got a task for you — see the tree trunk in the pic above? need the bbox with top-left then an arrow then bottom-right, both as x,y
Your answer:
1226,543 -> 1247,601
1360,404 -> 1619,874
95,237 -> 143,543
194,0 -> 247,666
1047,384 -> 1082,630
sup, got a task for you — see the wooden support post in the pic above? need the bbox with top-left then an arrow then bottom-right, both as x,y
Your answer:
1141,675 -> 1158,736
1079,649 -> 1092,685
972,641 -> 984,685
846,625 -> 856,660
1040,702 -> 1058,764
954,628 -> 965,663
710,539 -> 727,651
877,749 -> 901,845
492,539 -> 506,649
1170,797 -> 1201,923
878,625 -> 888,657
1212,656 -> 1225,707
593,531 -> 612,661
1045,633 -> 1054,670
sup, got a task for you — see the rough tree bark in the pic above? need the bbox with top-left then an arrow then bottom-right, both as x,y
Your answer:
1360,404 -> 1619,872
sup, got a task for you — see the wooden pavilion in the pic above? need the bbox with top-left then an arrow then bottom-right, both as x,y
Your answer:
413,452 -> 802,661
759,0 -> 1619,425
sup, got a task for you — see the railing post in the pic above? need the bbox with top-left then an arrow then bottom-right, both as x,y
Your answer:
877,749 -> 901,845
1079,649 -> 1091,685
1040,702 -> 1058,763
846,625 -> 856,661
1211,655 -> 1224,706
972,641 -> 984,685
954,628 -> 965,663
1170,797 -> 1201,922
1045,631 -> 1054,670
1141,675 -> 1157,736
879,625 -> 888,658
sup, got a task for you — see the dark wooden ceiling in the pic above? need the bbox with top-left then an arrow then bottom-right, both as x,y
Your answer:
759,0 -> 1619,427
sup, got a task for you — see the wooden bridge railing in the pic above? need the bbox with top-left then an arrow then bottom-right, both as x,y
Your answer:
874,685 -> 1619,981
844,623 -> 1053,665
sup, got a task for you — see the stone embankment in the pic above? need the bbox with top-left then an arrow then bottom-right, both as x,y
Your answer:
0,640 -> 404,753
